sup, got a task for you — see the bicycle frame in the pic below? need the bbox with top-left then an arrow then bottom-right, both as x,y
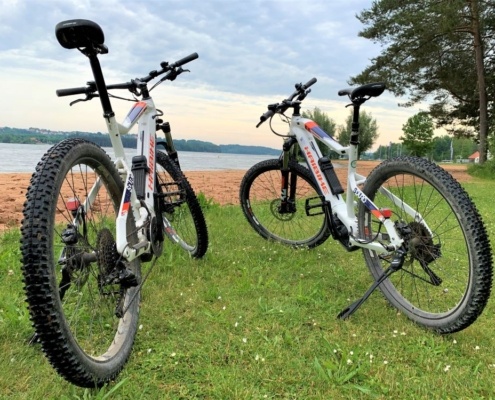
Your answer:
287,114 -> 429,255
77,100 -> 156,261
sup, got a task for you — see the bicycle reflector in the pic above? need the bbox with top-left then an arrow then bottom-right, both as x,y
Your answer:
380,208 -> 392,219
66,198 -> 81,211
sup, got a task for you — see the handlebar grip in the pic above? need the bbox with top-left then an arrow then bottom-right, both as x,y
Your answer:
56,87 -> 89,97
256,110 -> 275,128
172,52 -> 199,67
303,77 -> 317,89
106,82 -> 132,90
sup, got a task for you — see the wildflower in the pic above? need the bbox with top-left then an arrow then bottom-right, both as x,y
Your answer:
453,339 -> 457,344
242,338 -> 247,343
8,270 -> 14,276
347,359 -> 353,365
147,349 -> 152,354
443,365 -> 451,372
139,324 -> 143,330
475,345 -> 480,351
234,322 -> 239,328
383,360 -> 388,365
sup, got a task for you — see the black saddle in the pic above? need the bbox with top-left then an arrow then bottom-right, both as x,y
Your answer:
338,82 -> 386,100
55,19 -> 106,53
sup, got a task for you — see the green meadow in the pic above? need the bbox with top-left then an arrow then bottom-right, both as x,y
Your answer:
1,177 -> 495,399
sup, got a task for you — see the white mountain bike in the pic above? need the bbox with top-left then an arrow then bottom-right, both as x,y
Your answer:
240,78 -> 493,333
20,19 -> 207,387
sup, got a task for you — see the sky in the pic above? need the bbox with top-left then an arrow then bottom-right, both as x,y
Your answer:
0,0 -> 426,151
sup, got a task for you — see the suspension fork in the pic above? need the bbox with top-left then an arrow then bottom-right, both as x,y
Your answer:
279,138 -> 299,213
156,120 -> 180,168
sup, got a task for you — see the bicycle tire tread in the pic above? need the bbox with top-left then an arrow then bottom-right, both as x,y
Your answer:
21,138 -> 137,387
361,156 -> 492,333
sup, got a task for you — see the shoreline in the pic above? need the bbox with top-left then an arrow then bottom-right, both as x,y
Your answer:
0,161 -> 472,231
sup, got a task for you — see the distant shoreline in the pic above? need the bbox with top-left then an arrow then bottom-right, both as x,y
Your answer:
0,127 -> 281,156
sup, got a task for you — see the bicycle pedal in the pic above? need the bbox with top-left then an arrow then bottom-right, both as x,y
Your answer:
158,182 -> 182,196
305,196 -> 326,216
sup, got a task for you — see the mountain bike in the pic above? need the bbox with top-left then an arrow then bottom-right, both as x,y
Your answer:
20,19 -> 208,387
239,78 -> 493,333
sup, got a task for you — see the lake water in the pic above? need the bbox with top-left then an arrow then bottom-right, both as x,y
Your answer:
0,143 -> 278,173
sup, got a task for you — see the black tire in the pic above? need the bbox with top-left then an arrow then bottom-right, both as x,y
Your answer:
156,151 -> 208,258
239,159 -> 330,248
20,138 -> 141,387
358,156 -> 492,333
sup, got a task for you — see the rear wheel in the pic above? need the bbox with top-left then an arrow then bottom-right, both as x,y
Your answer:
239,159 -> 330,248
156,151 -> 208,258
358,156 -> 492,333
21,138 -> 141,387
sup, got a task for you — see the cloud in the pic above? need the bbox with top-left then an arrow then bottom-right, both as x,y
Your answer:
0,0 -> 424,149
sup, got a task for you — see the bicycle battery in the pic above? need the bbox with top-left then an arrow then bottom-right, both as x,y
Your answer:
132,155 -> 148,199
318,157 -> 344,195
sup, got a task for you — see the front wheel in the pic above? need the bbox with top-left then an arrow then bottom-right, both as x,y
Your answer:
20,138 -> 141,387
155,151 -> 208,258
239,159 -> 330,248
358,156 -> 492,333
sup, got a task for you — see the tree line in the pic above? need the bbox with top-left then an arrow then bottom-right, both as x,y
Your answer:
351,0 -> 494,164
302,106 -> 478,162
0,127 -> 279,155
303,1 -> 493,165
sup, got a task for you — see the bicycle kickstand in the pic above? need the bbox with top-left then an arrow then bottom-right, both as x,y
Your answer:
337,249 -> 406,320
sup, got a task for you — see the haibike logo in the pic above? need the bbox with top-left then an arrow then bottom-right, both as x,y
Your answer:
353,187 -> 368,204
126,174 -> 134,192
121,175 -> 133,216
148,136 -> 155,191
304,146 -> 329,195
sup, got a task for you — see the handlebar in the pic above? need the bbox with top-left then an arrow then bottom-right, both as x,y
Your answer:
56,52 -> 198,98
256,77 -> 317,128
170,52 -> 198,68
56,86 -> 93,97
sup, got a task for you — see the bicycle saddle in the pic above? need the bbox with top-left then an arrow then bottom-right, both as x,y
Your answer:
55,19 -> 105,50
338,82 -> 386,100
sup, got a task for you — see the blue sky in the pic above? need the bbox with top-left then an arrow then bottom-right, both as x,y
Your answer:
0,0 -> 424,150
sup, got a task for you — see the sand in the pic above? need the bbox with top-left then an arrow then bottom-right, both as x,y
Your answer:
0,160 -> 472,231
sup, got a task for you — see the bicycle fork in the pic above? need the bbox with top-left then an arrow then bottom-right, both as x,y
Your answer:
278,139 -> 299,214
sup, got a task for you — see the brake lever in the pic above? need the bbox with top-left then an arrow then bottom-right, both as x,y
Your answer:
69,93 -> 98,107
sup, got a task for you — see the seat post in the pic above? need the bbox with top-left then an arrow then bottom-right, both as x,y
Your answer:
350,102 -> 361,145
86,51 -> 114,119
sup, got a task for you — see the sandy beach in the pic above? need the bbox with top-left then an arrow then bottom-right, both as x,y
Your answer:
0,160 -> 472,231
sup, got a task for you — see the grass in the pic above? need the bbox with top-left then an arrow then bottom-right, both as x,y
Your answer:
2,178 -> 495,399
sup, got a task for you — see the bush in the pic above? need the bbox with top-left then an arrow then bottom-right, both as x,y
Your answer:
468,160 -> 495,180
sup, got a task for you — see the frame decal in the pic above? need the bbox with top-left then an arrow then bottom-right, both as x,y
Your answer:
122,101 -> 147,129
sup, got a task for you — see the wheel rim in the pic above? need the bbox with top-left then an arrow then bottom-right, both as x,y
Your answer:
156,161 -> 198,252
53,161 -> 138,359
244,166 -> 327,246
363,171 -> 471,318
